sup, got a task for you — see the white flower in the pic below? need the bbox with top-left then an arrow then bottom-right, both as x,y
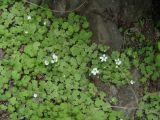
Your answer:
43,21 -> 47,25
51,60 -> 55,64
50,53 -> 58,64
27,15 -> 31,20
130,80 -> 135,85
44,60 -> 49,66
33,93 -> 38,98
99,54 -> 108,62
24,31 -> 28,34
115,58 -> 122,65
116,65 -> 118,68
52,53 -> 58,63
63,75 -> 66,77
91,68 -> 99,75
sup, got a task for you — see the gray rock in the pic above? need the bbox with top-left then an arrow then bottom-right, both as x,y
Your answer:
85,0 -> 152,23
27,0 -> 152,50
29,0 -> 152,23
117,86 -> 139,117
118,0 -> 152,23
51,0 -> 66,16
90,15 -> 123,50
78,0 -> 152,50
66,0 -> 81,10
131,68 -> 141,83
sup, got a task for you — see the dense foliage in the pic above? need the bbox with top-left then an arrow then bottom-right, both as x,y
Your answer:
0,1 -> 159,120
136,93 -> 160,120
122,28 -> 160,83
0,1 -> 127,120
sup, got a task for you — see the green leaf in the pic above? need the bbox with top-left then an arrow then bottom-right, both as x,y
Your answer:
62,22 -> 69,30
151,72 -> 160,80
136,109 -> 143,117
0,25 -> 6,35
155,54 -> 160,67
0,104 -> 7,110
21,54 -> 35,69
82,22 -> 89,29
12,70 -> 21,80
93,110 -> 106,120
9,97 -> 17,105
24,43 -> 39,57
8,105 -> 15,113
158,41 -> 160,51
95,99 -> 104,107
24,24 -> 37,34
13,61 -> 22,72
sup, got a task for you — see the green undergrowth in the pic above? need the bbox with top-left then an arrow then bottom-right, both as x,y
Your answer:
0,1 -> 128,120
121,28 -> 160,83
136,93 -> 160,120
0,1 -> 160,120
120,25 -> 160,120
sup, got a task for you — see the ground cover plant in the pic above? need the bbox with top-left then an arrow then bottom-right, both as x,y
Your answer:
0,0 -> 160,120
121,25 -> 160,120
136,93 -> 160,120
122,28 -> 160,83
0,1 -> 127,120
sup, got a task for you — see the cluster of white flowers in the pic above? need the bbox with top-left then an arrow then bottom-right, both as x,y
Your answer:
99,54 -> 108,62
51,53 -> 58,63
90,56 -> 123,75
33,93 -> 38,98
91,54 -> 108,75
44,53 -> 58,66
130,80 -> 135,85
115,58 -> 122,68
25,16 -> 48,34
27,15 -> 47,26
91,68 -> 99,75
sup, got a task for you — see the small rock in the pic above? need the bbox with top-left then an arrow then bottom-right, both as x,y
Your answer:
131,68 -> 141,83
36,74 -> 45,81
19,45 -> 25,53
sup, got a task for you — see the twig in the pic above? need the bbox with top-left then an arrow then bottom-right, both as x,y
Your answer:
117,67 -> 139,106
147,111 -> 160,116
110,105 -> 137,110
23,0 -> 87,13
129,85 -> 139,104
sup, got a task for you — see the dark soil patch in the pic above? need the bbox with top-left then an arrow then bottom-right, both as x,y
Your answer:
0,111 -> 9,120
36,74 -> 45,81
90,76 -> 144,118
19,45 -> 26,53
148,78 -> 160,92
